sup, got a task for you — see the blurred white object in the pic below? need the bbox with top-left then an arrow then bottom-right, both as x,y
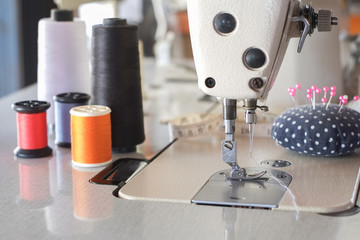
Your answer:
54,0 -> 100,9
118,0 -> 143,23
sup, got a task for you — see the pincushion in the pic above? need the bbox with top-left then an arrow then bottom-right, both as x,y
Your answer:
271,104 -> 360,156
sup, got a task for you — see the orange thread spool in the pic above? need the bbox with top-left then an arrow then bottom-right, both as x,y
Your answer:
70,105 -> 112,167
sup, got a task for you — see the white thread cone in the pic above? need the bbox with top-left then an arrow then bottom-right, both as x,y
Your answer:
38,18 -> 90,127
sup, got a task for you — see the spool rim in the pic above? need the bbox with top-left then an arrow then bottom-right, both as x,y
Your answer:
14,146 -> 53,159
12,100 -> 50,114
70,105 -> 111,117
54,92 -> 90,104
72,159 -> 112,168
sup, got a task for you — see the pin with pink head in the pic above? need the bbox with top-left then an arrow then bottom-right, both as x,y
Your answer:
323,86 -> 329,99
326,89 -> 336,109
348,95 -> 359,108
339,95 -> 344,105
288,87 -> 298,107
338,96 -> 348,113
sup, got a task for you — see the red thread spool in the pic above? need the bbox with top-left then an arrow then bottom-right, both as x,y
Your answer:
12,100 -> 52,158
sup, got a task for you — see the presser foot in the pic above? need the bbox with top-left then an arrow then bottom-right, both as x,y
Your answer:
192,168 -> 292,208
227,167 -> 267,181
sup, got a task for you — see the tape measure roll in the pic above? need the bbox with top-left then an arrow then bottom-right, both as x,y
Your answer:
166,113 -> 223,139
70,105 -> 112,167
166,112 -> 275,139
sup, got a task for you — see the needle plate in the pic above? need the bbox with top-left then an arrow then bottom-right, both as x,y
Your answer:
192,168 -> 292,208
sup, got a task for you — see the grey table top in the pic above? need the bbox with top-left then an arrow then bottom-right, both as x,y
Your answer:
1,59 -> 360,240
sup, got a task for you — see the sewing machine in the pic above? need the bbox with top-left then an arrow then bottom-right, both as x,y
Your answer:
187,0 -> 337,207
93,0 -> 360,213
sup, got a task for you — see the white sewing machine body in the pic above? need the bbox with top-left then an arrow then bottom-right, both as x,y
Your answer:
187,0 -> 296,100
97,0 -> 358,214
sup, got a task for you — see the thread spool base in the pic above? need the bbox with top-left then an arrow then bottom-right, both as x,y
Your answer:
14,146 -> 53,158
112,146 -> 137,154
72,159 -> 113,168
56,142 -> 71,148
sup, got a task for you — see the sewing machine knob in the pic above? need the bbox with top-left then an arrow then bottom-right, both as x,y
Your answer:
317,9 -> 338,32
214,13 -> 237,35
244,48 -> 267,69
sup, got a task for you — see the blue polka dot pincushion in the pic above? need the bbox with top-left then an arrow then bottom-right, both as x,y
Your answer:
272,100 -> 360,157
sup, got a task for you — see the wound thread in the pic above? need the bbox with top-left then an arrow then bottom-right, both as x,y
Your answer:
54,92 -> 90,147
91,18 -> 145,153
70,105 -> 112,167
12,101 -> 52,158
37,9 -> 90,127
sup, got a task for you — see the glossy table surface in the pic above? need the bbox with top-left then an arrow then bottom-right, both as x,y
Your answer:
2,59 -> 360,240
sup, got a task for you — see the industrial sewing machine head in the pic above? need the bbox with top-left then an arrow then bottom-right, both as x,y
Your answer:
187,0 -> 337,181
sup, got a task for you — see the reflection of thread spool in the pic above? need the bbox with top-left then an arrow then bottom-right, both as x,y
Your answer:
70,105 -> 112,167
91,18 -> 145,153
54,93 -> 90,147
12,101 -> 52,158
72,166 -> 113,220
17,158 -> 52,208
38,9 -> 90,127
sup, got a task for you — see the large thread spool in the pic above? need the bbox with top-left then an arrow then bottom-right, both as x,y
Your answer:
12,100 -> 52,158
91,18 -> 145,153
54,92 -> 90,147
38,9 -> 90,128
70,105 -> 112,167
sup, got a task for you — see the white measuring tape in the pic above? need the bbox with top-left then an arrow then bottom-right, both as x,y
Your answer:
164,112 -> 276,140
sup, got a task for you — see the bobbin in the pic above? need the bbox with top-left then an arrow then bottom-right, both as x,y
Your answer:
54,92 -> 90,147
12,100 -> 52,158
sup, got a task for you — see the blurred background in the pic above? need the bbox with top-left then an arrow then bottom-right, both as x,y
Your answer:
0,0 -> 359,103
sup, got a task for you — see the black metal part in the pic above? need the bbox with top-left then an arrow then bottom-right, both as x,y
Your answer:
299,4 -> 317,34
205,77 -> 216,88
214,12 -> 237,35
299,4 -> 338,34
244,48 -> 267,69
51,9 -> 74,22
249,78 -> 265,91
90,158 -> 148,185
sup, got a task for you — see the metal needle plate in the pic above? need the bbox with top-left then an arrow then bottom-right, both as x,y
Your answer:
192,168 -> 292,208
